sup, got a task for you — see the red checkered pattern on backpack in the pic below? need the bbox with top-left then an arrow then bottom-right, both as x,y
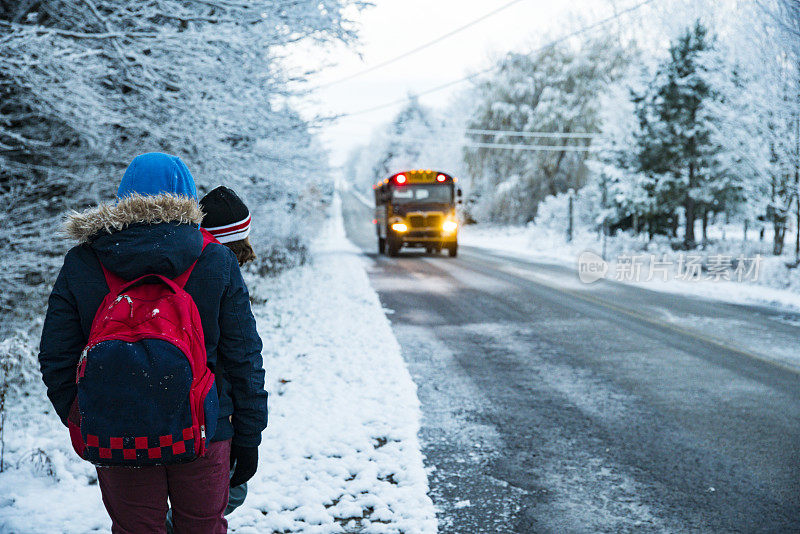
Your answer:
84,428 -> 195,460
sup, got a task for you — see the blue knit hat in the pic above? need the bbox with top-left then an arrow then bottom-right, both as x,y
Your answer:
117,153 -> 198,200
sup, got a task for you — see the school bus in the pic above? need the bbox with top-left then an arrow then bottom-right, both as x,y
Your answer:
373,170 -> 462,257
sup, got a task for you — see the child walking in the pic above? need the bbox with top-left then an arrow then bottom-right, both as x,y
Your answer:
200,186 -> 257,266
40,154 -> 268,534
165,185 -> 257,533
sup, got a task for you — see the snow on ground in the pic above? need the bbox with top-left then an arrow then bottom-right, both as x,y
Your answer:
231,195 -> 435,533
460,224 -> 800,311
0,194 -> 436,534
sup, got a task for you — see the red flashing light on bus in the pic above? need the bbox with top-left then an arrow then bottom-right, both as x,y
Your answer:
395,174 -> 407,184
436,174 -> 446,182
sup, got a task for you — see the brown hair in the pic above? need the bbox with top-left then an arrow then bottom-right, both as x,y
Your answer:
225,236 -> 257,266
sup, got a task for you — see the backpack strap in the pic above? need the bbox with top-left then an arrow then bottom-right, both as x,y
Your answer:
200,228 -> 221,245
97,230 -> 214,293
173,230 -> 215,289
99,262 -> 128,296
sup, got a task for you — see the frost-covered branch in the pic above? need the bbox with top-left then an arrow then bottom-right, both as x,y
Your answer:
0,0 -> 366,334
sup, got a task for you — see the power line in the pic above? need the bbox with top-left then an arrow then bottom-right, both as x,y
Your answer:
340,118 -> 600,138
465,141 -> 594,152
315,0 -> 528,91
337,0 -> 658,119
338,70 -> 488,117
460,128 -> 599,139
337,130 -> 596,151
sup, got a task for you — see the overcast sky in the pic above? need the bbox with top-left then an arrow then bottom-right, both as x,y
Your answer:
291,0 -> 710,168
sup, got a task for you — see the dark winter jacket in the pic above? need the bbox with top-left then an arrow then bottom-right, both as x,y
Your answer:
38,193 -> 268,447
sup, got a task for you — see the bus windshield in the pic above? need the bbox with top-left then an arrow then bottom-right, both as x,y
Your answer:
392,184 -> 452,204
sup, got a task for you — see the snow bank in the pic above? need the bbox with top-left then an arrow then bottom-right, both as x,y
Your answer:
460,224 -> 800,311
0,194 -> 436,534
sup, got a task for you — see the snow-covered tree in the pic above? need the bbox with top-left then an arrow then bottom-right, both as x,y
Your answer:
626,21 -> 729,247
696,1 -> 800,255
344,95 -> 468,194
0,0 -> 363,334
463,36 -> 628,224
767,0 -> 800,56
588,80 -> 661,239
0,1 -> 359,184
751,1 -> 800,255
710,59 -> 799,254
370,95 -> 436,181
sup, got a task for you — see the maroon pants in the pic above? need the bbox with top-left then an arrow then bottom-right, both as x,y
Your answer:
97,439 -> 231,534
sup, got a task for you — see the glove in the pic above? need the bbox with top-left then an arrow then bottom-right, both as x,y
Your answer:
229,444 -> 258,487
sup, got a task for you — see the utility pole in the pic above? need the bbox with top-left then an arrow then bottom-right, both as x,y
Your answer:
601,177 -> 608,260
795,114 -> 800,263
566,188 -> 575,243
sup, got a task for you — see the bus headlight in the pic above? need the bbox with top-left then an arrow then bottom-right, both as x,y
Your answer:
442,220 -> 458,233
391,223 -> 408,233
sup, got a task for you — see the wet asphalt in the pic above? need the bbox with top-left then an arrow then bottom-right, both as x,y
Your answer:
341,191 -> 800,533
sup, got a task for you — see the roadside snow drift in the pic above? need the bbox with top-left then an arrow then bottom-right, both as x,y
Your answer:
0,194 -> 436,534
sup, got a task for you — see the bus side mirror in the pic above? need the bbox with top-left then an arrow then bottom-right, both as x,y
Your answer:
457,188 -> 463,204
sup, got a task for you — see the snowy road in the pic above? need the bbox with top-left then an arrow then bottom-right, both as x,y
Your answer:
341,191 -> 800,533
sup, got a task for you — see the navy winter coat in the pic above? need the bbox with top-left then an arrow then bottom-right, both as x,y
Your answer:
39,192 -> 268,447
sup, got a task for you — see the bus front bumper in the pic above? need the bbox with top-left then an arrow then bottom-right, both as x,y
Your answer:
396,230 -> 457,246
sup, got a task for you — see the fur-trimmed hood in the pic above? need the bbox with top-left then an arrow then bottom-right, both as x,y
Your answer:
64,193 -> 206,281
64,193 -> 203,243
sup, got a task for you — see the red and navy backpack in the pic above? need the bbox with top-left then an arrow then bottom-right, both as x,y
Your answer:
67,231 -> 218,466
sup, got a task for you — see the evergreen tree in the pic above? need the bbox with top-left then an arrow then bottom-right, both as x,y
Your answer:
632,20 -> 725,247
